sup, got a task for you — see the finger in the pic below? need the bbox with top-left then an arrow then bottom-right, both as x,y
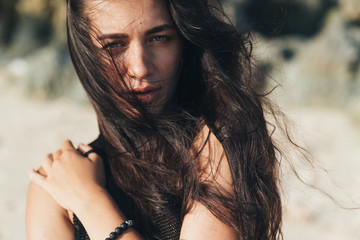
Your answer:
29,169 -> 47,189
62,139 -> 75,151
78,143 -> 100,162
42,153 -> 54,172
53,149 -> 62,160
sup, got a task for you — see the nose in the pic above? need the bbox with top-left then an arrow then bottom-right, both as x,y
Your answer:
126,42 -> 153,81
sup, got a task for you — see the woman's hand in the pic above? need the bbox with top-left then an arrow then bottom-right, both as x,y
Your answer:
29,140 -> 106,213
28,141 -> 143,240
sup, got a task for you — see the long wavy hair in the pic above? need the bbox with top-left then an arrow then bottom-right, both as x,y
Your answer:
66,0 -> 282,239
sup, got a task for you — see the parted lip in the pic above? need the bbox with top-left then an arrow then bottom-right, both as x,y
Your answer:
133,86 -> 160,94
132,86 -> 161,104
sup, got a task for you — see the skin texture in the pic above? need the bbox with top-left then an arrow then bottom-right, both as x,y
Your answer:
26,0 -> 236,239
89,0 -> 183,114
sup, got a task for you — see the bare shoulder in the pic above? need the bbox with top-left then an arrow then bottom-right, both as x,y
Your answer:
180,126 -> 236,239
26,167 -> 75,240
193,125 -> 232,192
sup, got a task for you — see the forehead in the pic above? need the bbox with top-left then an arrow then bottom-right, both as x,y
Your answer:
86,0 -> 172,34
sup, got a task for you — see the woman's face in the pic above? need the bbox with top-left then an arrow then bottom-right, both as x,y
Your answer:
87,0 -> 183,114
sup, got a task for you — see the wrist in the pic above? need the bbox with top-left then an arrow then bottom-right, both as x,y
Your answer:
74,186 -> 117,218
69,187 -> 143,240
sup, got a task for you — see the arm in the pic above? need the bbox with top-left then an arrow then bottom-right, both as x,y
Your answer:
27,174 -> 141,240
180,201 -> 236,239
28,135 -> 236,240
180,127 -> 237,239
26,167 -> 75,240
27,141 -> 143,240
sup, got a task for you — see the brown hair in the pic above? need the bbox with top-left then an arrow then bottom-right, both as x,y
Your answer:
66,0 -> 282,239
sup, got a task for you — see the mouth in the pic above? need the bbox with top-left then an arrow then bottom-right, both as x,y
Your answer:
132,86 -> 161,104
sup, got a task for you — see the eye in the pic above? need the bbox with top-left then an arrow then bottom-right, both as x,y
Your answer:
150,35 -> 169,42
103,41 -> 125,50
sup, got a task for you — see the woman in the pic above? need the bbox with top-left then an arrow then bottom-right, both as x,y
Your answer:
26,0 -> 282,239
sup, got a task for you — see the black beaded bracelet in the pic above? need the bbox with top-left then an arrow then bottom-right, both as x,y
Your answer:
105,220 -> 135,240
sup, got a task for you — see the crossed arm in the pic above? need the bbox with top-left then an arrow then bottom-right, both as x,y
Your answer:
26,130 -> 236,240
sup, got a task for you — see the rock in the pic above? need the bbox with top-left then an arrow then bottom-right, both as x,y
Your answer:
251,2 -> 360,116
3,46 -> 86,102
339,0 -> 360,22
0,0 -> 86,102
228,0 -> 338,38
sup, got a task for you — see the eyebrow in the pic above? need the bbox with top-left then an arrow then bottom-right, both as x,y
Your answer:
98,24 -> 176,41
145,24 -> 175,35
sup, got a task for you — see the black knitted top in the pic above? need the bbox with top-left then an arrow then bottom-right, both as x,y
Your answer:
72,137 -> 182,240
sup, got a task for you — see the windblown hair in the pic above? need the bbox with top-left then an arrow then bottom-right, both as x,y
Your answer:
66,0 -> 282,239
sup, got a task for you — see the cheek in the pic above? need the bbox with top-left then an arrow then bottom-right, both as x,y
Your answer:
166,49 -> 182,78
155,42 -> 183,91
164,57 -> 181,89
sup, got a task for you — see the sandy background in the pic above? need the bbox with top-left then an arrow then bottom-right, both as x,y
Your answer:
1,78 -> 360,239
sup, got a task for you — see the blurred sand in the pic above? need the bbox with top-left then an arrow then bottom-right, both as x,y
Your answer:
281,108 -> 360,239
0,82 -> 359,239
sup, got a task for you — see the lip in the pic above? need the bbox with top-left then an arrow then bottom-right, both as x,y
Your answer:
132,86 -> 161,104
